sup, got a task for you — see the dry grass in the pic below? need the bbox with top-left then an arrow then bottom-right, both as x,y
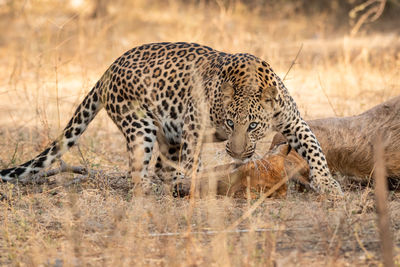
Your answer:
0,0 -> 399,265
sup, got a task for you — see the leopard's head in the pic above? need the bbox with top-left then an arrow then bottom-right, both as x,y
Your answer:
222,81 -> 278,161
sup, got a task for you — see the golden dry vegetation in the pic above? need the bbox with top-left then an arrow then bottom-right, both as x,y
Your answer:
0,0 -> 399,266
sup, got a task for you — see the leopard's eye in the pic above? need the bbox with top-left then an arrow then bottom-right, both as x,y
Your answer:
226,119 -> 234,128
248,122 -> 258,131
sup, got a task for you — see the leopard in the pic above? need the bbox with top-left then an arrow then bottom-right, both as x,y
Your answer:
0,42 -> 342,196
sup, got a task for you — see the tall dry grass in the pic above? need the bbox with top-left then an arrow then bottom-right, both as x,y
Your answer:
0,0 -> 399,265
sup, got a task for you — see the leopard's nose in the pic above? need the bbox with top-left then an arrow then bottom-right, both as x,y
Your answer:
226,149 -> 241,159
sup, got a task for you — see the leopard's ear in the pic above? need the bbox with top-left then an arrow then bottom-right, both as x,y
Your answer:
261,86 -> 278,102
221,81 -> 235,105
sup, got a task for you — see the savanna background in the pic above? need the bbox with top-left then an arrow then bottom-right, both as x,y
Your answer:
0,0 -> 399,265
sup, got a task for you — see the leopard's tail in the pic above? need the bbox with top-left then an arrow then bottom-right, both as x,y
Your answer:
0,77 -> 106,182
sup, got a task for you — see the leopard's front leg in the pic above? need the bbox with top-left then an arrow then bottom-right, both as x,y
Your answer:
155,105 -> 204,197
171,113 -> 205,197
277,105 -> 343,195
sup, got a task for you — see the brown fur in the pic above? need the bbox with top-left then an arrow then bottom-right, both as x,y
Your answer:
218,143 -> 290,198
272,95 -> 400,182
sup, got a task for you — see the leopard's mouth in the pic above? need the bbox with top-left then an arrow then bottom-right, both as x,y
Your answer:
226,150 -> 255,163
230,158 -> 249,165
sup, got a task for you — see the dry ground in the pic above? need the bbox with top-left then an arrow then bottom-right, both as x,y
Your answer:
0,1 -> 399,266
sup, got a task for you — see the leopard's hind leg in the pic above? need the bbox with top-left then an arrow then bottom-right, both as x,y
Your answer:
105,100 -> 159,195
